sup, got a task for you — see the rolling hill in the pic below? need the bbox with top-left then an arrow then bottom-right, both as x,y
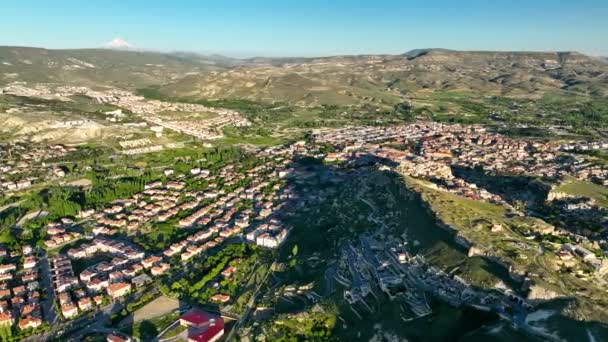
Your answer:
0,46 -> 233,88
3,47 -> 607,105
157,49 -> 608,106
2,47 -> 608,131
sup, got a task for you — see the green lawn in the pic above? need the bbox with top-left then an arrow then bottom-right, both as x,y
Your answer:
403,176 -> 539,282
409,177 -> 507,228
162,324 -> 186,339
216,135 -> 288,146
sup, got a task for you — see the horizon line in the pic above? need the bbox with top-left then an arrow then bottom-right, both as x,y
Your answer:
0,44 -> 603,59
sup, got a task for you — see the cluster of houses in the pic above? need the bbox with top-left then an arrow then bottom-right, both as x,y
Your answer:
314,122 -> 472,147
82,88 -> 251,140
399,157 -> 453,179
0,245 -> 44,331
121,145 -> 164,155
317,123 -> 608,279
89,185 -> 190,234
315,123 -> 608,187
86,151 -> 292,242
246,218 -> 290,248
548,197 -> 608,232
51,255 -> 88,319
560,141 -> 608,152
566,158 -> 608,186
418,129 -> 607,186
11,145 -> 300,327
66,237 -> 145,261
52,237 -> 150,319
67,239 -> 148,298
316,123 -> 608,211
0,143 -> 75,192
118,138 -> 153,149
157,157 -> 294,266
145,115 -> 249,140
44,219 -> 82,249
51,120 -> 92,129
397,155 -> 505,204
557,243 -> 608,274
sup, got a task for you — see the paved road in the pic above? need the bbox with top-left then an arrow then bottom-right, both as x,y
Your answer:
0,199 -> 25,213
15,209 -> 48,227
38,249 -> 58,324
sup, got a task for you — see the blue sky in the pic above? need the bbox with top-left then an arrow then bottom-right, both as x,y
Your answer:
1,0 -> 607,57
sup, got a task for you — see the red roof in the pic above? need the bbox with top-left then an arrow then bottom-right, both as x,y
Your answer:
107,334 -> 128,342
181,311 -> 212,326
188,317 -> 224,342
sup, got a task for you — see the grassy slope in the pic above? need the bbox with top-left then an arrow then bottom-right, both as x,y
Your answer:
405,176 -> 608,326
555,178 -> 608,208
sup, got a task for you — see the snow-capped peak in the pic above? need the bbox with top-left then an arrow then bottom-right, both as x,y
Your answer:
104,38 -> 136,50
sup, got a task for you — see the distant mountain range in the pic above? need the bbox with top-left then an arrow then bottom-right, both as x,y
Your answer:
0,46 -> 233,88
157,48 -> 608,107
1,46 -> 607,107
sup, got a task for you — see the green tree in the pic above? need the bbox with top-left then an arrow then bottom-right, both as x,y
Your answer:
0,325 -> 12,340
291,244 -> 299,256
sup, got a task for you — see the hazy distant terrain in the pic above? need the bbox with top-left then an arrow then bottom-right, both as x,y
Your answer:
3,46 -> 608,137
3,47 -> 607,100
160,49 -> 608,105
0,46 -> 232,88
153,49 -> 608,135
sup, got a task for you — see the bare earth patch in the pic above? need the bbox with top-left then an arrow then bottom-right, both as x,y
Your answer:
132,296 -> 179,323
65,178 -> 93,187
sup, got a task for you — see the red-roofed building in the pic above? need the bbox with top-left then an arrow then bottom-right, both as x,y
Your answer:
106,333 -> 130,342
180,311 -> 212,328
210,294 -> 230,303
18,316 -> 42,330
0,311 -> 13,326
188,318 -> 224,342
221,266 -> 237,278
107,282 -> 131,299
180,311 -> 224,342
